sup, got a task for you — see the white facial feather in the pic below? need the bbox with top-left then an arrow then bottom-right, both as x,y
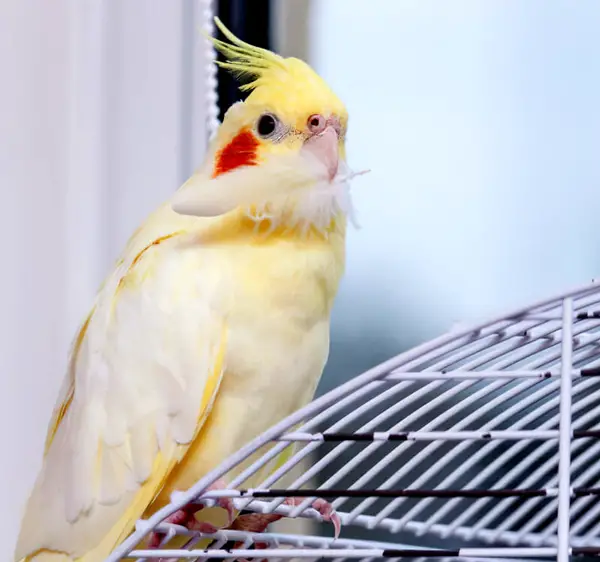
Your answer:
247,159 -> 367,236
171,151 -> 369,236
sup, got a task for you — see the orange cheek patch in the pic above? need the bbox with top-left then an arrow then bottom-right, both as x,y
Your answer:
213,128 -> 260,178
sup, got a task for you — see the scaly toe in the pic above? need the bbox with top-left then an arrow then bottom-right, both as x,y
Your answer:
148,502 -> 217,548
148,508 -> 193,547
218,496 -> 237,526
280,496 -> 341,538
311,498 -> 342,539
230,512 -> 283,533
188,519 -> 219,534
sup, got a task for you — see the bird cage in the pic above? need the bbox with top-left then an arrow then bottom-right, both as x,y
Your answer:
106,280 -> 600,562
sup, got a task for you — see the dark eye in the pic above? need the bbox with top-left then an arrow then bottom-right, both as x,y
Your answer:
257,113 -> 278,138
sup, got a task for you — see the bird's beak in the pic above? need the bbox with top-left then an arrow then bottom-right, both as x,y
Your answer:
302,125 -> 339,182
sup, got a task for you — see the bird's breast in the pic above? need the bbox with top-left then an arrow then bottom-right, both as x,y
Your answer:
147,235 -> 345,500
222,237 -> 343,393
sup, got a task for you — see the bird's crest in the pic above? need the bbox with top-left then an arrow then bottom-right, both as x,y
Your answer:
209,17 -> 288,93
207,17 -> 344,119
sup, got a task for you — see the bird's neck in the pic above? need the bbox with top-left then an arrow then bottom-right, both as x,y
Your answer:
199,207 -> 347,245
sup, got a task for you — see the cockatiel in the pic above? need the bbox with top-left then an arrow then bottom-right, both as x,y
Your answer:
15,17 -> 365,562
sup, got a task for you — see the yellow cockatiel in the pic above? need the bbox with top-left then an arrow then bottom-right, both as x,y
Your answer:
15,18 -> 364,562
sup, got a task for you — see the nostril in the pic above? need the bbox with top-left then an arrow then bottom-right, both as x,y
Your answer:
307,114 -> 326,134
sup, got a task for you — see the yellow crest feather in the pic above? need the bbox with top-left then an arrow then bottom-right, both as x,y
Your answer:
205,17 -> 347,134
209,17 -> 286,93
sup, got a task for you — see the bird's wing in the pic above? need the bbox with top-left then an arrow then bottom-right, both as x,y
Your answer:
16,229 -> 228,562
41,308 -> 94,457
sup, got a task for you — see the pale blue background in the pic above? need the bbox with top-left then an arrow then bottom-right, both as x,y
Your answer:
307,0 -> 600,392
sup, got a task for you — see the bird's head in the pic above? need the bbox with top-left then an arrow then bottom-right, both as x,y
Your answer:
172,18 -> 366,236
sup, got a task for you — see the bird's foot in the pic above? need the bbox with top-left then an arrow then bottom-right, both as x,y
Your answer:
286,496 -> 341,539
229,495 -> 341,544
148,478 -> 235,548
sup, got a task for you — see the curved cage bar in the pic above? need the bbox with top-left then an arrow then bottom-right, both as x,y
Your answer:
107,280 -> 600,561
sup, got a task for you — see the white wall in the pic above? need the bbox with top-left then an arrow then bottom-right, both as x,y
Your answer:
0,0 -> 212,557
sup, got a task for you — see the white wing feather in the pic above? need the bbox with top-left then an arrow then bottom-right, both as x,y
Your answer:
16,210 -> 229,560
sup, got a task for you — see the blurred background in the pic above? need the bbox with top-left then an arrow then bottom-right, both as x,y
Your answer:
2,0 -> 600,558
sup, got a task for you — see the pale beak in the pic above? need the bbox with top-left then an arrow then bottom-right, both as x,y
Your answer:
302,125 -> 339,182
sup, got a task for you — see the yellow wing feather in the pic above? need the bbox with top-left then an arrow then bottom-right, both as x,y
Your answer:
16,215 -> 230,562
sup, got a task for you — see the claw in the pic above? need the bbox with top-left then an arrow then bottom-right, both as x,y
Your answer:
217,496 -> 341,561
148,504 -> 218,548
228,496 -> 341,538
148,479 -> 236,549
216,495 -> 236,527
206,477 -> 236,527
311,497 -> 341,539
284,496 -> 341,539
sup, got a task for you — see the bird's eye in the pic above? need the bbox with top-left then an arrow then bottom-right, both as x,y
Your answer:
256,113 -> 278,138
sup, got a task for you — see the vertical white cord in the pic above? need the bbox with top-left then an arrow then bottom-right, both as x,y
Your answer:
200,0 -> 220,141
557,297 -> 573,562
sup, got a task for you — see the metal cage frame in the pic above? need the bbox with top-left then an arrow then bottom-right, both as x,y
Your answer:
106,280 -> 600,562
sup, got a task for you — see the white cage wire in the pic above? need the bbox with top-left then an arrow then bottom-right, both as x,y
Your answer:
105,280 -> 600,562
